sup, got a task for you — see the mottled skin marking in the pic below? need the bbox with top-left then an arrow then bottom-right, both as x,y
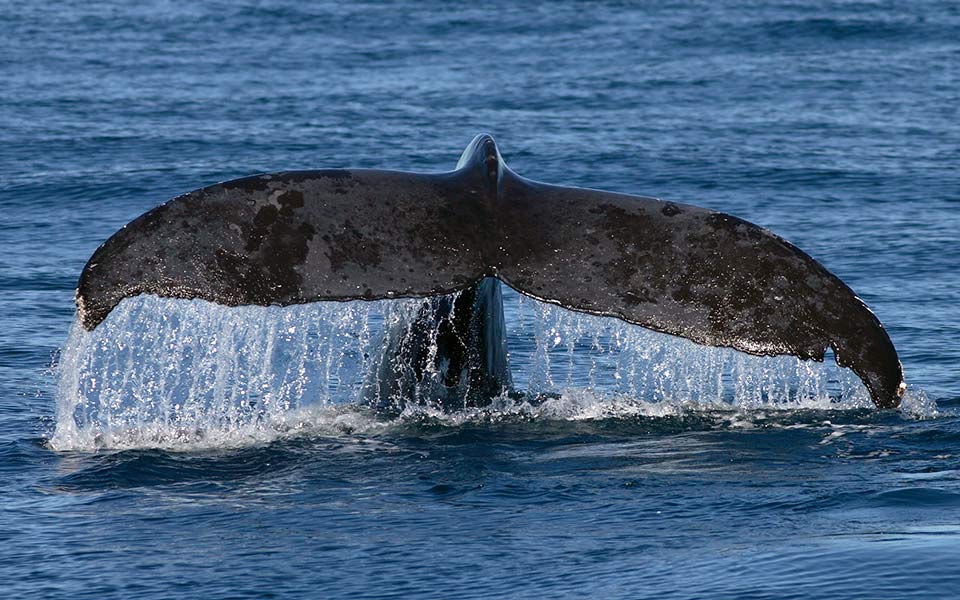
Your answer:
76,134 -> 904,408
324,221 -> 383,272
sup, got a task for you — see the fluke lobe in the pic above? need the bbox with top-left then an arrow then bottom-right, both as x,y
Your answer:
76,134 -> 905,408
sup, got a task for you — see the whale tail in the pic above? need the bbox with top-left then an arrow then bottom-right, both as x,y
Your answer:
76,134 -> 904,408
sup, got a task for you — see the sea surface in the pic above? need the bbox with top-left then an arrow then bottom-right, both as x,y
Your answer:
2,1 -> 959,598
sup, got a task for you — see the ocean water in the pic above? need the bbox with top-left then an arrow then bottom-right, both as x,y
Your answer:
2,0 -> 959,598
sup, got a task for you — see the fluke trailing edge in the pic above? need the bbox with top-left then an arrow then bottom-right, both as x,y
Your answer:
76,134 -> 905,408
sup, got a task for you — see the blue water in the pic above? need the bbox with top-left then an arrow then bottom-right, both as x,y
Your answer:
3,0 -> 960,597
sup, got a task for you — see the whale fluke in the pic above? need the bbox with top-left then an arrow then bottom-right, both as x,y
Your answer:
76,134 -> 905,408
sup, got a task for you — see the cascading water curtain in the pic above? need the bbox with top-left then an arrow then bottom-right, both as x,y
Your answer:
506,289 -> 869,409
53,290 -> 873,450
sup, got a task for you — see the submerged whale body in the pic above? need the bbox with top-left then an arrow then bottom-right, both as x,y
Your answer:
75,134 -> 905,409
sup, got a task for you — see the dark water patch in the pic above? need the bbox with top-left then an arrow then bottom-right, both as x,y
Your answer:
0,438 -> 57,472
0,272 -> 78,292
677,11 -> 960,55
867,486 -> 960,508
763,17 -> 928,42
53,443 -> 308,492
